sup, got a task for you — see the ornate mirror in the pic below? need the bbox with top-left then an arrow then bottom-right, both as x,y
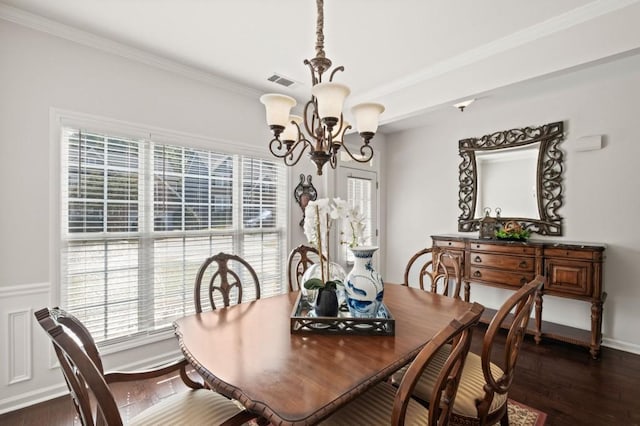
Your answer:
458,121 -> 564,236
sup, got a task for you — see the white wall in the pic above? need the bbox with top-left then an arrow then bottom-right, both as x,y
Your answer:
384,53 -> 640,353
0,18 -> 301,412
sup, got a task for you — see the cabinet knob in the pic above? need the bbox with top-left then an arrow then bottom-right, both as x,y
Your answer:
474,256 -> 482,263
473,271 -> 482,278
520,277 -> 528,285
448,242 -> 452,246
519,261 -> 528,268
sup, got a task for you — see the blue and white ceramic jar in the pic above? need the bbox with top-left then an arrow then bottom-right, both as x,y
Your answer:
345,246 -> 384,318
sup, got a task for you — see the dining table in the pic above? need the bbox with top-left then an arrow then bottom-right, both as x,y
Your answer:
173,282 -> 476,425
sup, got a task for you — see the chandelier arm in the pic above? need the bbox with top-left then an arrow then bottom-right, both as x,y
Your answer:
304,59 -> 319,86
303,99 -> 320,143
268,137 -> 309,165
331,116 -> 349,138
337,141 -> 374,163
282,140 -> 312,167
328,66 -> 344,82
329,151 -> 338,169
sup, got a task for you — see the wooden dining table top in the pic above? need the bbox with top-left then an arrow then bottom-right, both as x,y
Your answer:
173,283 -> 475,425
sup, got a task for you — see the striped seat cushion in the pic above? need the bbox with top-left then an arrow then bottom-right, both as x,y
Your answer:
391,345 -> 508,419
319,381 -> 429,425
129,389 -> 243,425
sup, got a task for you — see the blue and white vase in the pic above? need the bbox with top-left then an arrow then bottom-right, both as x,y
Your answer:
345,246 -> 384,318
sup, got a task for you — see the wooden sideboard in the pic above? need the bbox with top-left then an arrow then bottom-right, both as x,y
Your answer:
431,235 -> 606,358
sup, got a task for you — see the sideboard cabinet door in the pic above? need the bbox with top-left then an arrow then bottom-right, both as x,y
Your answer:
545,259 -> 593,298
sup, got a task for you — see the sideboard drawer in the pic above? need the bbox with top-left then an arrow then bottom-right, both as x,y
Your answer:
470,253 -> 534,272
433,239 -> 465,249
469,266 -> 534,287
546,259 -> 593,297
545,248 -> 596,261
469,242 -> 537,255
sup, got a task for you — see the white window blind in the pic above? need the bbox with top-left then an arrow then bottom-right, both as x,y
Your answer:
346,176 -> 374,263
60,127 -> 287,346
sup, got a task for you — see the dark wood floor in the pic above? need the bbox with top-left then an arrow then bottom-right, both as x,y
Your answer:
2,325 -> 639,425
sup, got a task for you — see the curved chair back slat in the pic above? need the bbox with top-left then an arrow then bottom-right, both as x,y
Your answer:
404,248 -> 463,299
194,252 -> 261,312
287,244 -> 324,292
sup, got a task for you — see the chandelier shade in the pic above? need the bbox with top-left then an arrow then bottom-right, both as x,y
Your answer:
260,0 -> 384,175
311,82 -> 351,121
260,94 -> 297,129
351,103 -> 385,134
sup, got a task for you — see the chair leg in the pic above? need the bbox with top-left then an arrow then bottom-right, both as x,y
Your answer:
500,410 -> 509,426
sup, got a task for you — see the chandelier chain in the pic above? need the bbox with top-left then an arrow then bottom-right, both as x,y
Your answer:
315,0 -> 326,59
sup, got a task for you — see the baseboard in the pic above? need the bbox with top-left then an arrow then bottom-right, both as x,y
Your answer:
0,383 -> 68,415
602,337 -> 640,355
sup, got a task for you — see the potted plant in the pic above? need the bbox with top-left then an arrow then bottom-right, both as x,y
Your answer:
495,221 -> 531,241
302,198 -> 346,316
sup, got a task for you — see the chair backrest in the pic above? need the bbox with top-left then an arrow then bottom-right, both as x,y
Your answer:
403,248 -> 463,299
393,302 -> 484,425
287,244 -> 324,292
475,275 -> 545,423
34,307 -> 122,426
194,252 -> 261,312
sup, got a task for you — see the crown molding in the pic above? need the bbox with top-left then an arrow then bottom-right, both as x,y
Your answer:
0,3 -> 261,98
352,0 -> 640,104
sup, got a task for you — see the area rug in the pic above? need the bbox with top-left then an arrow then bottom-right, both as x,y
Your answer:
504,399 -> 547,426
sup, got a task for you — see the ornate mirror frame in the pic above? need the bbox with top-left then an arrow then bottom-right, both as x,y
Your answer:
458,121 -> 564,236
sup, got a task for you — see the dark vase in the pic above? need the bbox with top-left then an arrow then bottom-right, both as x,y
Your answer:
315,288 -> 339,317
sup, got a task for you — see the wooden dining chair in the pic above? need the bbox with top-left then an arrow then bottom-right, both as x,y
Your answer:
403,248 -> 463,300
287,244 -> 324,292
318,302 -> 484,425
34,307 -> 256,426
194,252 -> 261,312
392,276 -> 545,426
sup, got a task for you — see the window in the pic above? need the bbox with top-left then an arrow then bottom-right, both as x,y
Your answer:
60,127 -> 287,346
337,167 -> 378,264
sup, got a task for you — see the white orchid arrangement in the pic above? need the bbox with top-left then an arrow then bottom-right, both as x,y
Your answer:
342,207 -> 367,248
303,197 -> 366,290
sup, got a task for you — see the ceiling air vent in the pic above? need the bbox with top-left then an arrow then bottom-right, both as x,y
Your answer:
267,73 -> 297,88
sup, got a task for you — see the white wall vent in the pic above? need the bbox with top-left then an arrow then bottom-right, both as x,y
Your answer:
267,73 -> 297,88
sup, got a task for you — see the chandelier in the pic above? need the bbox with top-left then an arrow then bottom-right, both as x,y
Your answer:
259,0 -> 385,175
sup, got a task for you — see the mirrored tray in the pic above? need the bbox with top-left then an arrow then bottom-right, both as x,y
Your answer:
290,292 -> 395,336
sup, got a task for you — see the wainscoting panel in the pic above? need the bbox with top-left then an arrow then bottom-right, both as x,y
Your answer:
0,282 -> 54,414
7,309 -> 31,384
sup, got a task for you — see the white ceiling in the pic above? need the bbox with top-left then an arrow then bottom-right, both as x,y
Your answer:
2,0 -> 640,132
